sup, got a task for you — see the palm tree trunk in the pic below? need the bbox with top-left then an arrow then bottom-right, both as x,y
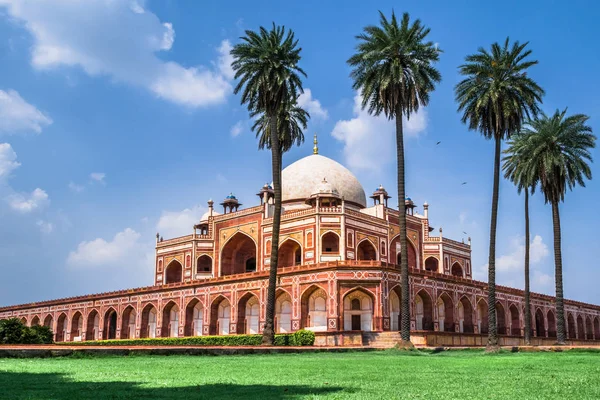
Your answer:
486,136 -> 500,349
396,105 -> 411,343
262,114 -> 282,345
552,200 -> 565,344
524,190 -> 531,345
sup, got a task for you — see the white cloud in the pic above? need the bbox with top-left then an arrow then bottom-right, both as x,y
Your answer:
0,143 -> 21,179
0,89 -> 52,134
495,235 -> 549,272
297,88 -> 328,120
7,188 -> 49,213
156,205 -> 205,238
230,120 -> 244,137
216,39 -> 235,80
68,181 -> 85,193
67,227 -> 141,267
331,93 -> 427,172
37,219 -> 53,234
90,172 -> 106,183
0,1 -> 233,108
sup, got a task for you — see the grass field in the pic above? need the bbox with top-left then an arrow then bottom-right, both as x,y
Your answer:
1,349 -> 599,399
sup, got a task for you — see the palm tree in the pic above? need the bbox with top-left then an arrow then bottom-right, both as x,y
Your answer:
231,24 -> 306,345
512,110 -> 595,344
251,100 -> 309,156
455,38 -> 544,349
348,11 -> 441,344
503,132 -> 539,344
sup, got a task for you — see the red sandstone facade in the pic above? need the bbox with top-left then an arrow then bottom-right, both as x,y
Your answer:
1,152 -> 599,345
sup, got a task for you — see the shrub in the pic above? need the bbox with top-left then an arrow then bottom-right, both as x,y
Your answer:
58,333 -> 298,347
291,329 -> 315,346
0,318 -> 54,344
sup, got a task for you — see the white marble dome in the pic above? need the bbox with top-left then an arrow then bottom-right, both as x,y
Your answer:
200,210 -> 220,222
281,154 -> 367,207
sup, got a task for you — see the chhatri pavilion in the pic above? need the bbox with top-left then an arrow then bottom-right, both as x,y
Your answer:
1,139 -> 599,346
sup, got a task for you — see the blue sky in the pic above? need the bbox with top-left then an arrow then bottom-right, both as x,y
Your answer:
0,0 -> 598,306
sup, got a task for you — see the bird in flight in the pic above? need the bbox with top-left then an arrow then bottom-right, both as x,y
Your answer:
461,182 -> 467,185
436,141 -> 441,145
463,231 -> 468,235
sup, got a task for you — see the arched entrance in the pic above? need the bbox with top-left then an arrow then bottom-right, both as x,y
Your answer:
391,236 -> 418,269
577,315 -> 585,340
140,304 -> 157,338
585,317 -> 593,340
414,290 -> 433,331
547,310 -> 557,338
279,239 -> 302,268
56,313 -> 67,342
185,299 -> 204,336
458,297 -> 474,333
86,310 -> 100,341
210,297 -> 231,335
276,291 -> 293,333
451,262 -> 464,277
424,257 -> 439,272
567,313 -> 576,339
389,288 -> 401,331
43,314 -> 53,329
356,240 -> 377,261
20,317 -> 27,326
509,304 -> 520,335
477,300 -> 489,334
161,301 -> 179,338
237,293 -> 260,334
535,308 -> 545,337
343,289 -> 373,331
70,312 -> 83,341
121,306 -> 136,339
301,286 -> 328,332
31,316 -> 40,326
196,255 -> 212,274
321,232 -> 340,255
220,232 -> 257,275
495,303 -> 506,335
103,308 -> 117,340
164,260 -> 183,284
437,293 -> 454,332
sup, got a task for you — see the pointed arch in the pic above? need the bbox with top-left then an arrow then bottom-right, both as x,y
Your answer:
576,315 -> 585,340
458,296 -> 474,333
585,316 -> 593,340
164,260 -> 183,284
121,305 -> 136,340
184,298 -> 204,336
237,292 -> 260,334
86,309 -> 100,341
56,313 -> 68,342
70,311 -> 83,341
356,238 -> 378,261
102,307 -> 118,340
275,290 -> 293,333
220,231 -> 257,276
424,257 -> 439,273
567,313 -> 576,339
30,315 -> 40,327
321,231 -> 340,254
301,284 -> 328,331
20,317 -> 28,326
140,303 -> 158,338
451,262 -> 464,277
495,303 -> 506,335
389,285 -> 402,331
509,304 -> 520,335
161,301 -> 180,338
437,292 -> 454,332
477,299 -> 489,334
209,296 -> 231,335
196,255 -> 213,274
390,234 -> 418,269
535,308 -> 545,337
343,288 -> 374,331
547,309 -> 557,338
414,289 -> 434,331
278,238 -> 303,268
594,316 -> 600,339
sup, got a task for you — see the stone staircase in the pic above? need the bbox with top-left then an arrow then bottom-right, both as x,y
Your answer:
361,331 -> 403,348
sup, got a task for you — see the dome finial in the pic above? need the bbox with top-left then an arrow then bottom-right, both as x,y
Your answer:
313,133 -> 318,155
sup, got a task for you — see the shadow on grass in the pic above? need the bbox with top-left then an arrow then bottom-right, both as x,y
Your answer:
1,371 -> 347,399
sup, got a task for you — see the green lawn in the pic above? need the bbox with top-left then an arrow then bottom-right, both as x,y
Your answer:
1,350 -> 599,399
